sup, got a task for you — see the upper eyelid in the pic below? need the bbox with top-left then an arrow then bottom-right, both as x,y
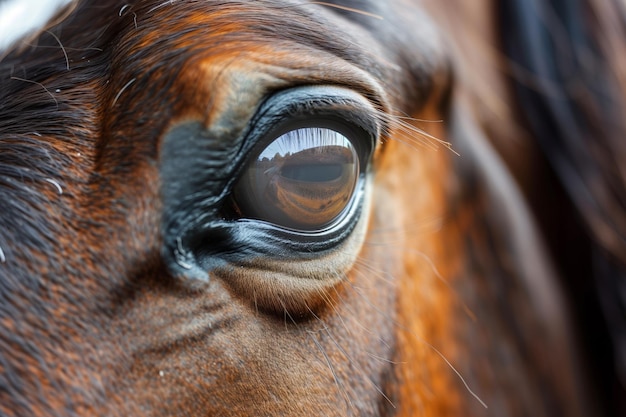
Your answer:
242,87 -> 381,157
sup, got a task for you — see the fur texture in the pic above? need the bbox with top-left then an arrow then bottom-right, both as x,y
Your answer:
0,1 -> 623,416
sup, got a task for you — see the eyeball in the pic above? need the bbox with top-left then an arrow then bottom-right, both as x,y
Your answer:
233,127 -> 360,231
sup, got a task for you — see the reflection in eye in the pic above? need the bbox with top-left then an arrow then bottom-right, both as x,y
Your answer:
233,127 -> 360,231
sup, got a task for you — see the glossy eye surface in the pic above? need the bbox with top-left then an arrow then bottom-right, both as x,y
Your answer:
233,127 -> 360,231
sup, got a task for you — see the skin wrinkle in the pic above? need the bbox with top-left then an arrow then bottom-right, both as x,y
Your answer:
0,0 -> 620,416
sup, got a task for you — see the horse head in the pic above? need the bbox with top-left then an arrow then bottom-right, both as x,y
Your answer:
1,1 -> 624,416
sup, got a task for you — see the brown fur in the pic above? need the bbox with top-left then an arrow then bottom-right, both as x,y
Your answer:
0,0 -> 623,416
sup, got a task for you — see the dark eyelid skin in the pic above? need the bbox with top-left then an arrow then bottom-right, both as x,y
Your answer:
159,86 -> 380,281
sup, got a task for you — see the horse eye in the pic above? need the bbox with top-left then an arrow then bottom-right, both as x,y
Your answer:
232,127 -> 360,231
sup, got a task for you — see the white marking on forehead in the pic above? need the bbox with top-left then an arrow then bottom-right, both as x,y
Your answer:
0,0 -> 73,52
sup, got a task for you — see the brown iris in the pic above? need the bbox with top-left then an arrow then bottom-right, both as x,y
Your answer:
233,127 -> 360,231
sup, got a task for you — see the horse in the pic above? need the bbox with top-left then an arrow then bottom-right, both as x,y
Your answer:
1,0 -> 624,416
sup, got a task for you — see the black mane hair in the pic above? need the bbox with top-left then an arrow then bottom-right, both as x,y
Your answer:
501,1 -> 626,415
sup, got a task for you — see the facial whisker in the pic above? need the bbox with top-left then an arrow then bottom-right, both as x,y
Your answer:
310,307 -> 397,410
341,277 -> 488,409
372,108 -> 459,155
307,331 -> 356,413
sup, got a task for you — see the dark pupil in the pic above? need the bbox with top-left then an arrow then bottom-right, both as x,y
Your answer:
281,164 -> 344,182
233,127 -> 360,230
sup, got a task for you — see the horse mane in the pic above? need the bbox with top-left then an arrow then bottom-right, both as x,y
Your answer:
500,0 -> 626,414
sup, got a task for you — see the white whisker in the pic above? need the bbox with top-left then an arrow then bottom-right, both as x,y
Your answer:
147,0 -> 175,14
10,77 -> 58,108
371,108 -> 459,155
45,178 -> 63,195
119,4 -> 131,16
366,352 -> 405,365
342,271 -> 488,409
407,248 -> 477,322
112,78 -> 136,106
45,30 -> 69,70
309,2 -> 384,20
425,342 -> 488,409
311,309 -> 397,410
307,331 -> 355,412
